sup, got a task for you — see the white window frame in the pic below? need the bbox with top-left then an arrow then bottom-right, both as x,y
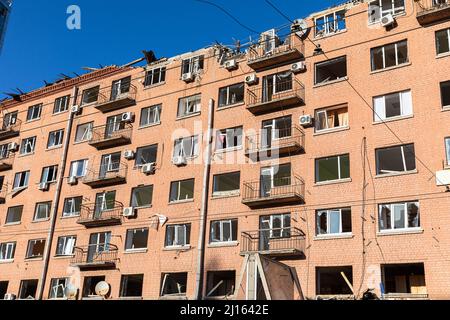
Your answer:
69,159 -> 88,178
177,95 -> 201,118
144,67 -> 166,87
373,90 -> 413,122
316,154 -> 350,183
314,10 -> 346,37
53,95 -> 70,114
378,201 -> 420,232
0,242 -> 15,261
140,104 -> 161,127
174,135 -> 199,158
368,0 -> 405,23
131,185 -> 153,208
218,83 -> 244,108
371,41 -> 408,71
49,278 -> 68,299
315,105 -> 349,132
63,197 -> 82,217
26,104 -> 42,121
13,171 -> 29,190
376,144 -> 415,175
26,239 -> 45,259
125,228 -> 149,251
216,127 -> 243,151
47,129 -> 64,149
56,236 -> 76,256
41,165 -> 58,183
20,136 -> 36,155
316,208 -> 352,236
170,179 -> 194,203
34,202 -> 51,221
181,55 -> 204,76
210,219 -> 236,243
166,224 -> 190,247
75,122 -> 93,142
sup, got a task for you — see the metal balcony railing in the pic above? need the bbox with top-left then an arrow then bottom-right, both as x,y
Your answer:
71,243 -> 119,269
246,78 -> 305,114
416,0 -> 450,24
95,84 -> 137,113
246,126 -> 305,156
0,119 -> 21,141
242,175 -> 305,207
241,227 -> 306,256
77,200 -> 123,227
88,123 -> 132,149
82,162 -> 128,188
0,151 -> 14,171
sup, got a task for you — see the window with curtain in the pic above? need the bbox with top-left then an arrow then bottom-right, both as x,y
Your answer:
216,127 -> 243,150
315,105 -> 349,132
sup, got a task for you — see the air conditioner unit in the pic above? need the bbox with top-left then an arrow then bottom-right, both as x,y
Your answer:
182,72 -> 195,82
121,112 -> 134,123
291,61 -> 306,73
224,59 -> 238,71
245,74 -> 258,85
124,150 -> 135,160
38,182 -> 49,191
68,176 -> 78,185
300,115 -> 313,127
4,293 -> 16,300
142,162 -> 156,175
173,156 -> 187,166
123,207 -> 136,218
7,142 -> 19,152
71,105 -> 81,114
381,14 -> 395,27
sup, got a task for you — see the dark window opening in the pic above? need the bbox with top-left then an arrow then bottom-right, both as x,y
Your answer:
315,56 -> 347,85
382,263 -> 426,296
19,279 -> 38,299
82,276 -> 106,297
81,86 -> 100,105
120,274 -> 144,297
440,81 -> 450,108
0,281 -> 8,299
316,266 -> 353,295
206,271 -> 236,297
160,273 -> 188,297
125,228 -> 149,251
376,144 -> 416,175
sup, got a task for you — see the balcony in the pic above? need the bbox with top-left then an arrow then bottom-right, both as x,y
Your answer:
77,201 -> 123,228
0,152 -> 14,171
416,0 -> 450,25
71,244 -> 119,270
242,175 -> 305,208
246,78 -> 305,114
247,40 -> 304,70
246,126 -> 305,159
0,119 -> 21,141
240,227 -> 306,257
88,123 -> 132,150
94,85 -> 137,113
82,162 -> 128,188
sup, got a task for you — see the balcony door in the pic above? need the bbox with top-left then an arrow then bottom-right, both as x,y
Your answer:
99,153 -> 121,178
261,116 -> 292,149
262,72 -> 292,103
94,191 -> 116,219
111,76 -> 131,101
87,232 -> 111,263
259,214 -> 291,251
105,114 -> 125,139
259,164 -> 292,198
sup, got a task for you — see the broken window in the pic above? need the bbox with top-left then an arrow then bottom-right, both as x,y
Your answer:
315,105 -> 348,132
371,40 -> 408,71
40,165 -> 58,183
135,144 -> 158,167
33,201 -> 51,221
382,263 -> 426,296
99,152 -> 121,178
75,122 -> 93,142
160,273 -> 188,297
315,9 -> 346,37
316,208 -> 352,236
105,114 -> 126,137
316,267 -> 353,295
26,104 -> 42,121
376,144 -> 416,175
165,224 -> 191,247
206,271 -> 236,297
210,219 -> 238,243
81,86 -> 100,105
169,179 -> 195,203
0,242 -> 15,261
314,56 -> 347,85
373,90 -> 412,121
125,228 -> 149,251
94,191 -> 116,215
140,104 -> 161,127
131,185 -> 153,208
212,172 -> 240,197
20,136 -> 36,154
378,201 -> 420,231
0,281 -> 8,299
62,197 -> 82,217
26,239 -> 45,259
56,235 -> 76,256
144,67 -> 166,87
5,206 -> 22,224
368,0 -> 405,23
315,154 -> 350,183
440,81 -> 450,108
82,276 -> 105,297
47,129 -> 64,148
19,280 -> 38,299
49,278 -> 68,299
262,72 -> 293,102
174,135 -> 199,158
181,55 -> 204,76
13,171 -> 29,190
69,159 -> 88,178
2,111 -> 18,129
216,127 -> 243,150
111,76 -> 131,101
0,143 -> 9,159
177,94 -> 201,118
53,95 -> 70,114
120,274 -> 144,298
259,214 -> 291,244
218,83 -> 244,108
260,164 -> 292,197
261,116 -> 292,148
436,28 -> 450,55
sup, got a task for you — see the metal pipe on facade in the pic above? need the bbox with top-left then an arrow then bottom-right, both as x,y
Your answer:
37,86 -> 78,300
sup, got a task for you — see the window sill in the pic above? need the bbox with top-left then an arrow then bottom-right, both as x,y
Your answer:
211,192 -> 241,200
313,77 -> 348,88
314,126 -> 350,136
169,199 -> 195,205
118,296 -> 144,300
370,62 -> 411,75
18,152 -> 35,158
217,102 -> 245,111
0,259 -> 14,264
25,118 -> 41,124
124,248 -> 148,254
176,112 -> 201,121
375,170 -> 418,179
441,106 -> 450,113
24,257 -> 44,262
373,114 -> 413,125
377,228 -> 423,237
32,218 -> 50,223
436,51 -> 450,60
52,110 -> 69,117
61,214 -> 80,219
143,81 -> 166,90
45,145 -> 63,152
138,122 -> 161,130
314,233 -> 354,241
135,205 -> 153,210
214,146 -> 243,154
314,178 -> 352,186
53,255 -> 74,259
164,245 -> 191,252
314,29 -> 347,40
4,222 -> 21,226
73,140 -> 89,146
208,241 -> 239,248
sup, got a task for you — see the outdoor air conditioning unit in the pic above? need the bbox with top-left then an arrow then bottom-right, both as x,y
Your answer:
182,72 -> 195,82
245,73 -> 258,85
121,112 -> 134,123
123,207 -> 136,218
7,142 -> 19,152
142,162 -> 156,175
300,114 -> 313,127
124,150 -> 135,160
4,293 -> 16,300
224,59 -> 238,71
38,182 -> 49,191
71,105 -> 81,114
68,176 -> 78,185
173,156 -> 187,167
291,61 -> 306,73
381,14 -> 395,27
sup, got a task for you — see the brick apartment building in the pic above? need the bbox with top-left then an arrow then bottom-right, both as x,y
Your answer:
1,0 -> 450,300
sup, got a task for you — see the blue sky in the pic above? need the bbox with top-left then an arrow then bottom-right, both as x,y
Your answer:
0,0 -> 337,98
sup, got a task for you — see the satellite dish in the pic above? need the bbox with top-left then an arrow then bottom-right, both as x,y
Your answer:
95,281 -> 110,297
64,284 -> 78,299
292,19 -> 309,38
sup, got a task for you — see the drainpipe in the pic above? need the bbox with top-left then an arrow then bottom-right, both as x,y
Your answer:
37,86 -> 78,300
194,98 -> 214,300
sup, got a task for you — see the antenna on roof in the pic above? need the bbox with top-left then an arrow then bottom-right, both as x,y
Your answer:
43,80 -> 53,87
72,72 -> 80,77
142,50 -> 157,64
3,92 -> 22,101
98,64 -> 104,69
59,73 -> 72,80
